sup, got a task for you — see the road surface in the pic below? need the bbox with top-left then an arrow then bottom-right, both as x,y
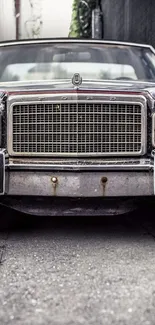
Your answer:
0,209 -> 155,325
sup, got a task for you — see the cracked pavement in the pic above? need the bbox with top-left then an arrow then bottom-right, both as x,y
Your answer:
0,209 -> 155,324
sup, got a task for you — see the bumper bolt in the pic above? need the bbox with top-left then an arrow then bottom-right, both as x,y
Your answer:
101,176 -> 108,184
51,176 -> 58,184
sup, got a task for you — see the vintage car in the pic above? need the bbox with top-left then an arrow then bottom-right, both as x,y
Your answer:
0,38 -> 155,216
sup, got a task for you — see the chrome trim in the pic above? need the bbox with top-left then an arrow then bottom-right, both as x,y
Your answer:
7,93 -> 148,103
8,164 -> 153,171
0,150 -> 5,195
7,94 -> 147,157
0,39 -> 154,51
7,159 -> 153,171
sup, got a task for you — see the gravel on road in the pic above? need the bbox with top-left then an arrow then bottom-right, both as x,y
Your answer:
0,213 -> 155,325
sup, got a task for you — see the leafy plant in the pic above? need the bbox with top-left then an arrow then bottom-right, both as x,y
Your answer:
69,0 -> 97,38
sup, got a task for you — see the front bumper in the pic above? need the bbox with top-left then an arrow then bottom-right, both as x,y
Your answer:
0,153 -> 154,197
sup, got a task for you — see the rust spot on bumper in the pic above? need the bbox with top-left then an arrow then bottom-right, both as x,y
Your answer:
101,176 -> 108,196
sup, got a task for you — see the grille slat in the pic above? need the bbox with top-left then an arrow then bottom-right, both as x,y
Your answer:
12,102 -> 143,155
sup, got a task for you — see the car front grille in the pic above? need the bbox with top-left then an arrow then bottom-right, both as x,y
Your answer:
11,102 -> 144,156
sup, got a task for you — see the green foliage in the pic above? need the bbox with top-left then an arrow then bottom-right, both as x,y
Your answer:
69,0 -> 97,38
69,0 -> 81,38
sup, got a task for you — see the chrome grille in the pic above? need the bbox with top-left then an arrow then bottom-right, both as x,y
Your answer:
11,102 -> 143,156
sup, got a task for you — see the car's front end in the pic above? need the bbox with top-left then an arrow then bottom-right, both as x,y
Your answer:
0,39 -> 155,215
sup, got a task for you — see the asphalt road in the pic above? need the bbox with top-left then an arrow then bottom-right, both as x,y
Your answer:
0,209 -> 155,325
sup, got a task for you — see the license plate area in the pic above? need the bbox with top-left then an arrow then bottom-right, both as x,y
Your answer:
0,152 -> 5,194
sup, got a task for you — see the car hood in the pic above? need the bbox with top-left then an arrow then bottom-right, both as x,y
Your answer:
0,79 -> 155,95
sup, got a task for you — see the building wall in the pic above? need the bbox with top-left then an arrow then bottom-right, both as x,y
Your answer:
0,0 -> 74,41
0,0 -> 16,40
101,0 -> 155,46
20,0 -> 73,39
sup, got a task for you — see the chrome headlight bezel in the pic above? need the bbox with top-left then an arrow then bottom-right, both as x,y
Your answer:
0,100 -> 6,149
152,113 -> 155,147
0,104 -> 4,148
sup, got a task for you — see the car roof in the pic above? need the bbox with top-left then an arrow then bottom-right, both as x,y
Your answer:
0,37 -> 153,49
0,38 -> 154,56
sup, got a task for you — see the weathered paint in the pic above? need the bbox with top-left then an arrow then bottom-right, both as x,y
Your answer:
6,170 -> 154,197
7,90 -> 146,96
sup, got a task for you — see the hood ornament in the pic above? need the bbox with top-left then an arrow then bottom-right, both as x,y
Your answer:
72,73 -> 82,87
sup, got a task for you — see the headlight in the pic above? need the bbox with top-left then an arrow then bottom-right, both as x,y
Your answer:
0,101 -> 5,148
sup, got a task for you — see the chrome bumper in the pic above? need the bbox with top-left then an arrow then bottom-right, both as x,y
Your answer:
0,153 -> 154,197
6,170 -> 154,197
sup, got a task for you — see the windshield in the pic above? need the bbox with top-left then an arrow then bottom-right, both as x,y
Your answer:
0,42 -> 155,83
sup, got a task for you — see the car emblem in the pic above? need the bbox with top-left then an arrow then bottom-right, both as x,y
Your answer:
110,96 -> 117,101
72,73 -> 82,87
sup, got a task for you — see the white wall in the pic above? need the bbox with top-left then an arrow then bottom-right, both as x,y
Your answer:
20,0 -> 74,39
0,0 -> 16,41
0,0 -> 74,41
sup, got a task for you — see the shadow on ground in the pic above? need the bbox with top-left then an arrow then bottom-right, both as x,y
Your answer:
0,202 -> 155,238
